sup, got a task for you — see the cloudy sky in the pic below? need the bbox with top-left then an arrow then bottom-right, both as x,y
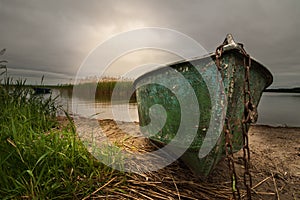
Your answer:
0,0 -> 299,87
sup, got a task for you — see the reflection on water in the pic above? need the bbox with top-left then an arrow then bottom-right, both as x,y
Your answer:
53,89 -> 300,127
53,88 -> 139,122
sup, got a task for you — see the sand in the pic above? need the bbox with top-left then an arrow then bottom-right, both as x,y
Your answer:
67,117 -> 300,199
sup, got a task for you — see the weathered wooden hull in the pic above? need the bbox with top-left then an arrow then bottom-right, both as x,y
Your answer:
134,44 -> 272,176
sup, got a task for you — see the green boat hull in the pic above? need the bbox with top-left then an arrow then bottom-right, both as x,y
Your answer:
134,44 -> 272,176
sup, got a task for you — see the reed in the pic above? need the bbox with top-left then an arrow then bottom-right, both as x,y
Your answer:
0,66 -> 126,199
60,80 -> 136,103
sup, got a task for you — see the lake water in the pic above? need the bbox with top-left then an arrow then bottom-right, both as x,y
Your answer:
54,89 -> 300,127
257,92 -> 300,127
53,89 -> 139,122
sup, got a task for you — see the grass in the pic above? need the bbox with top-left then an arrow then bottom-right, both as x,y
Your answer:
66,80 -> 136,103
0,66 -> 126,199
0,66 -> 246,200
11,79 -> 137,103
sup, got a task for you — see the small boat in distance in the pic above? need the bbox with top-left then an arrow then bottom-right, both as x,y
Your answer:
134,34 -> 273,176
33,87 -> 51,95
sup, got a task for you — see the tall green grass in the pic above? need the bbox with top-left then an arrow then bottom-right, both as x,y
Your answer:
0,65 -> 125,198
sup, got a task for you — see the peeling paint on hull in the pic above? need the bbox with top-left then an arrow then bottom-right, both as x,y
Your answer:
134,49 -> 272,176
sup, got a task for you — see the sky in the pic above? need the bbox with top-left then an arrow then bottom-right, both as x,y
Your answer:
0,0 -> 299,87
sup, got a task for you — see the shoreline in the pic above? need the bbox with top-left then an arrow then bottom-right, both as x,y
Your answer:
252,123 -> 300,129
56,116 -> 300,199
66,117 -> 300,199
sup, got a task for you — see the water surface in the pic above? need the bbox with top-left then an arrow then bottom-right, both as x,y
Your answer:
257,92 -> 300,127
54,89 -> 300,127
54,89 -> 138,122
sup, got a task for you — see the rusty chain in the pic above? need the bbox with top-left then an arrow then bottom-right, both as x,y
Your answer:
224,118 -> 241,199
240,46 -> 254,199
216,41 -> 240,200
215,37 -> 254,200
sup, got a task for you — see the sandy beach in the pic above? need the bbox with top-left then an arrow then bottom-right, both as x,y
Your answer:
69,117 -> 300,199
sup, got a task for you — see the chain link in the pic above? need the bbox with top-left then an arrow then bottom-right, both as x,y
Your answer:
241,50 -> 253,199
216,43 -> 241,200
224,118 -> 241,199
215,38 -> 254,200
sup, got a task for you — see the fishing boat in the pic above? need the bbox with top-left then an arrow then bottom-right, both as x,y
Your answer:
133,34 -> 273,176
33,87 -> 51,94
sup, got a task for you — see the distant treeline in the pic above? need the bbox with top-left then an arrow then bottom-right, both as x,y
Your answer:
10,81 -> 300,96
264,87 -> 300,93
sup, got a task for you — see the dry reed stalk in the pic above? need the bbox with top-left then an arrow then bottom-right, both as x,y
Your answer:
82,176 -> 117,200
172,177 -> 181,200
251,176 -> 271,190
272,172 -> 280,200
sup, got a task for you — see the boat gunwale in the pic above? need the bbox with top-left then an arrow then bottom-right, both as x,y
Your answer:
133,49 -> 273,89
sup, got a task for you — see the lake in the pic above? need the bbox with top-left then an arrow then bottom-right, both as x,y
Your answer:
54,89 -> 300,127
257,92 -> 300,127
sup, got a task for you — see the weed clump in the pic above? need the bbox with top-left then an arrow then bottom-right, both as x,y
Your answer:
0,53 -> 122,199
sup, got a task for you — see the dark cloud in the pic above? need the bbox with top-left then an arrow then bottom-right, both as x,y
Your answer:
0,0 -> 299,86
